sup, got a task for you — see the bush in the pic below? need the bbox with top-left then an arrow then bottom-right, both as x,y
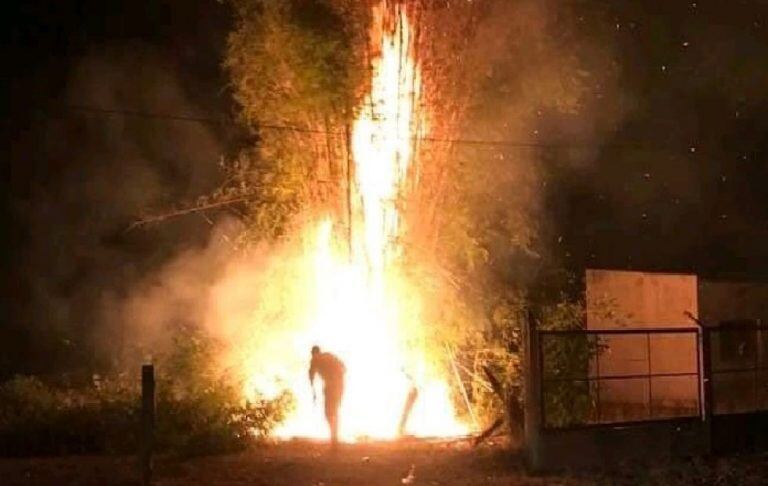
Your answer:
538,300 -> 604,428
0,375 -> 138,456
154,384 -> 293,457
152,324 -> 294,456
0,327 -> 292,457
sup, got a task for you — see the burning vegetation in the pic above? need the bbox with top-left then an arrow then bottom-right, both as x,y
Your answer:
115,0 -> 621,444
1,0 -> 625,454
7,0 -> 768,482
211,0 -> 619,442
226,0 -> 471,441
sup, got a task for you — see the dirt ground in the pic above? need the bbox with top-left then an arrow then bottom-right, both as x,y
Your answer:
0,439 -> 525,486
1,439 -> 767,485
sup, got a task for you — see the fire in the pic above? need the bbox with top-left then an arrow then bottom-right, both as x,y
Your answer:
352,2 -> 421,278
239,2 -> 467,441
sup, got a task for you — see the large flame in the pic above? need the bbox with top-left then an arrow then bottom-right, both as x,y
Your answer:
352,2 -> 420,279
240,2 -> 467,441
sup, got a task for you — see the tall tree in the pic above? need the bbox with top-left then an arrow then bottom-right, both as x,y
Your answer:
224,0 -> 369,242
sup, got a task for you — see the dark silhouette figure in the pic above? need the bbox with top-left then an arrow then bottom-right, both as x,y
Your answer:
309,345 -> 346,444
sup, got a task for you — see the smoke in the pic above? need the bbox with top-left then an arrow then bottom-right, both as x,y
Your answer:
8,43 -> 226,374
428,0 -> 627,289
116,217 -> 339,396
13,0 -> 762,384
6,0 -> 627,378
539,1 -> 768,274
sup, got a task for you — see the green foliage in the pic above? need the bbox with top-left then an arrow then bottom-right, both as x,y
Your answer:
232,146 -> 310,243
226,0 -> 366,126
415,261 -> 526,429
216,1 -> 606,436
0,376 -> 58,418
460,295 -> 524,428
154,388 -> 292,456
223,0 -> 369,241
0,327 -> 292,457
0,375 -> 139,456
154,324 -> 294,456
538,299 -> 604,428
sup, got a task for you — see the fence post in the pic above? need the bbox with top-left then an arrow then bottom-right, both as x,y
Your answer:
523,308 -> 543,470
700,327 -> 714,453
140,364 -> 155,486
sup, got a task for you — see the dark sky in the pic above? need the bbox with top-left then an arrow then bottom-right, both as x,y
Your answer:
3,0 -> 768,374
2,0 -> 232,375
542,0 -> 768,279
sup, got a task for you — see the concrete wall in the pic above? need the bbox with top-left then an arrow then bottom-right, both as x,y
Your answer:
527,271 -> 768,470
532,419 -> 709,471
585,270 -> 699,416
586,269 -> 698,328
698,279 -> 768,325
699,280 -> 768,414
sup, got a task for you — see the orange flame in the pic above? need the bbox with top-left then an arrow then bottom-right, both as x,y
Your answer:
241,1 -> 467,441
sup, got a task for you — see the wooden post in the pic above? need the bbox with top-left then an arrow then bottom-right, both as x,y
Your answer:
700,326 -> 714,453
523,308 -> 543,470
472,417 -> 504,448
687,311 -> 713,453
140,364 -> 155,486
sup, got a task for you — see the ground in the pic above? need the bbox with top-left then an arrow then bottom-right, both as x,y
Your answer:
1,439 -> 767,485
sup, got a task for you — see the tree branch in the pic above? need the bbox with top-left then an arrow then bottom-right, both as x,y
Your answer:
126,196 -> 252,231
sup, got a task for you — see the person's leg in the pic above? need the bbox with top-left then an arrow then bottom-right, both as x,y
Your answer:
328,411 -> 339,445
336,380 -> 343,441
325,386 -> 341,445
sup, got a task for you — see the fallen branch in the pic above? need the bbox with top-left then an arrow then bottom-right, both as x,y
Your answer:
482,366 -> 505,400
471,366 -> 512,448
483,365 -> 524,441
472,417 -> 504,448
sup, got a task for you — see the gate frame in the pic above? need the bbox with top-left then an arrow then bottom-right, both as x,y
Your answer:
524,314 -> 710,470
524,316 -> 768,470
705,320 -> 768,453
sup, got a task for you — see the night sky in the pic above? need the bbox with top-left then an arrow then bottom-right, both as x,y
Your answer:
4,0 -> 768,374
552,1 -> 768,279
3,0 -> 232,375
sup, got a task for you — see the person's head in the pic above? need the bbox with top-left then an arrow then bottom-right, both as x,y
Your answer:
311,345 -> 320,357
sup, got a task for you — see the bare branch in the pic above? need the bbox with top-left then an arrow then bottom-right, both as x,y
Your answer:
126,196 -> 252,231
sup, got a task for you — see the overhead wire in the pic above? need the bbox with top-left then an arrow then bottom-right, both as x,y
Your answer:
36,104 -> 698,152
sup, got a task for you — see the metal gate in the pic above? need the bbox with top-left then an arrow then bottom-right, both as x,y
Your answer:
524,323 -> 708,470
704,321 -> 768,453
538,328 -> 702,430
524,320 -> 768,469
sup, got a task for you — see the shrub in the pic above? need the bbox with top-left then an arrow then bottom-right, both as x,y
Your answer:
538,300 -> 604,428
0,327 -> 292,457
0,375 -> 138,456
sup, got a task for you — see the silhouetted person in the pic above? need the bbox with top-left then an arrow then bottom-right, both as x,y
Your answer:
309,345 -> 346,444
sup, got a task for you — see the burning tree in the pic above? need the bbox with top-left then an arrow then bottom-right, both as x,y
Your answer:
129,0 -> 617,442
223,0 -> 475,440
216,0 -> 533,440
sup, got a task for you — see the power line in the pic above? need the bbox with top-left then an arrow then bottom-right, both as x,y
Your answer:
57,104 -> 336,135
62,104 -> 236,126
39,104 -> 699,152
